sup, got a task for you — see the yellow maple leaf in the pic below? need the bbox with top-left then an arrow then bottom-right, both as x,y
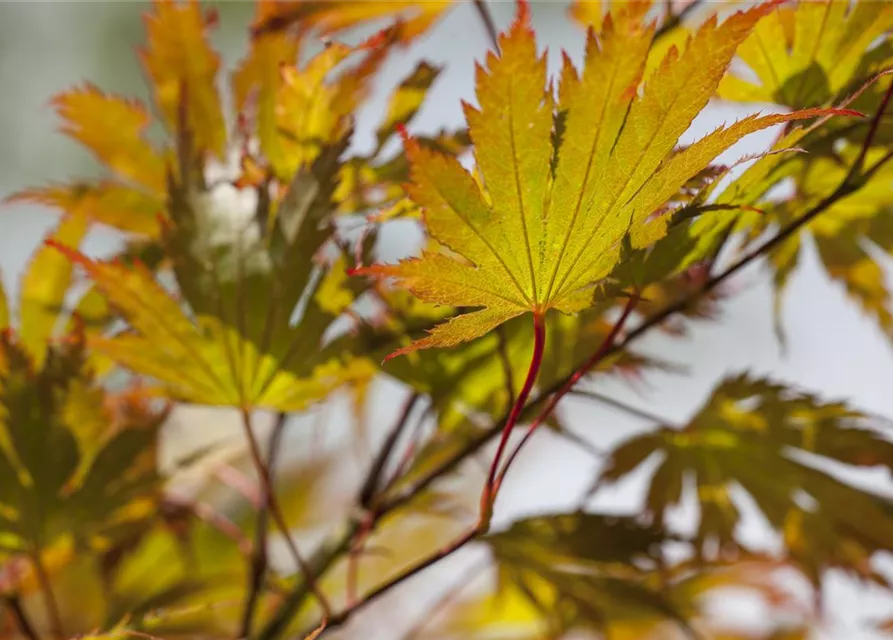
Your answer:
9,85 -> 167,237
50,84 -> 167,193
140,0 -> 227,158
718,0 -> 893,107
357,0 -> 857,358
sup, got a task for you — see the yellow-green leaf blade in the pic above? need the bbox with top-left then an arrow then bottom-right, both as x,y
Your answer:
19,216 -> 88,365
545,2 -> 654,301
465,3 -> 552,304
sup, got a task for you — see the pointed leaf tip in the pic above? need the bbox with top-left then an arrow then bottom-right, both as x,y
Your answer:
361,27 -> 390,51
515,0 -> 531,27
395,123 -> 410,145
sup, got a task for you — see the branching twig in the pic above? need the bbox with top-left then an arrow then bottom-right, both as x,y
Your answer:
4,595 -> 39,640
314,524 -> 482,637
358,393 -> 421,509
239,408 -> 332,624
240,410 -> 289,637
849,76 -> 893,178
472,0 -> 500,51
493,295 -> 639,497
399,562 -> 489,640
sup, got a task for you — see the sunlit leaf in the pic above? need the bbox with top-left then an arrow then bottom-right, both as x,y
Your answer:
358,1 -> 853,357
596,373 -> 893,582
11,182 -> 165,237
718,0 -> 893,108
18,215 -> 87,366
140,0 -> 227,158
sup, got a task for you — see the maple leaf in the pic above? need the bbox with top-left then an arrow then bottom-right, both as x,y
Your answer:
140,0 -> 227,159
231,29 -> 300,178
718,0 -> 893,108
235,27 -> 393,182
0,328 -> 167,555
9,85 -> 167,237
48,139 -> 374,413
594,374 -> 893,583
483,513 -> 694,637
16,215 -> 88,367
357,0 -> 857,358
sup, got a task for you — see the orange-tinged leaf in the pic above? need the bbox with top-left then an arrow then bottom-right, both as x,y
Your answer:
19,215 -> 88,365
140,0 -> 226,158
275,43 -> 353,177
272,38 -> 385,179
232,30 -> 300,174
252,0 -> 451,44
11,181 -> 165,237
359,1 -> 855,356
51,85 -> 167,193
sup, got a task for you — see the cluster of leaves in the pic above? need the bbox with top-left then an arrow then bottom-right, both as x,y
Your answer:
3,0 -> 893,639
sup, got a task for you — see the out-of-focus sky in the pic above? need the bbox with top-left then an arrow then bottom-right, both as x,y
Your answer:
2,2 -> 893,638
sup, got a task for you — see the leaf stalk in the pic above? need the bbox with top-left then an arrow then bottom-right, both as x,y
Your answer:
479,312 -> 546,527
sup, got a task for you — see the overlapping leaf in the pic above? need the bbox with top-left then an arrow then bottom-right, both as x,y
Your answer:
718,0 -> 893,108
140,0 -> 227,158
483,513 -> 692,637
358,0 -> 854,357
51,138 -> 373,412
9,84 -> 167,237
236,28 -> 397,182
431,554 -> 811,640
595,374 -> 893,584
0,329 -> 166,554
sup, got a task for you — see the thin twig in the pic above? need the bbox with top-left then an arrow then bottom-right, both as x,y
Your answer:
378,405 -> 432,496
655,0 -> 704,41
358,393 -> 421,509
240,411 -> 289,638
570,389 -> 674,426
493,295 -> 639,497
258,519 -> 360,640
314,524 -> 482,637
399,562 -> 489,640
472,0 -> 500,51
30,549 -> 63,640
849,76 -> 893,179
4,595 -> 39,640
239,408 -> 332,621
